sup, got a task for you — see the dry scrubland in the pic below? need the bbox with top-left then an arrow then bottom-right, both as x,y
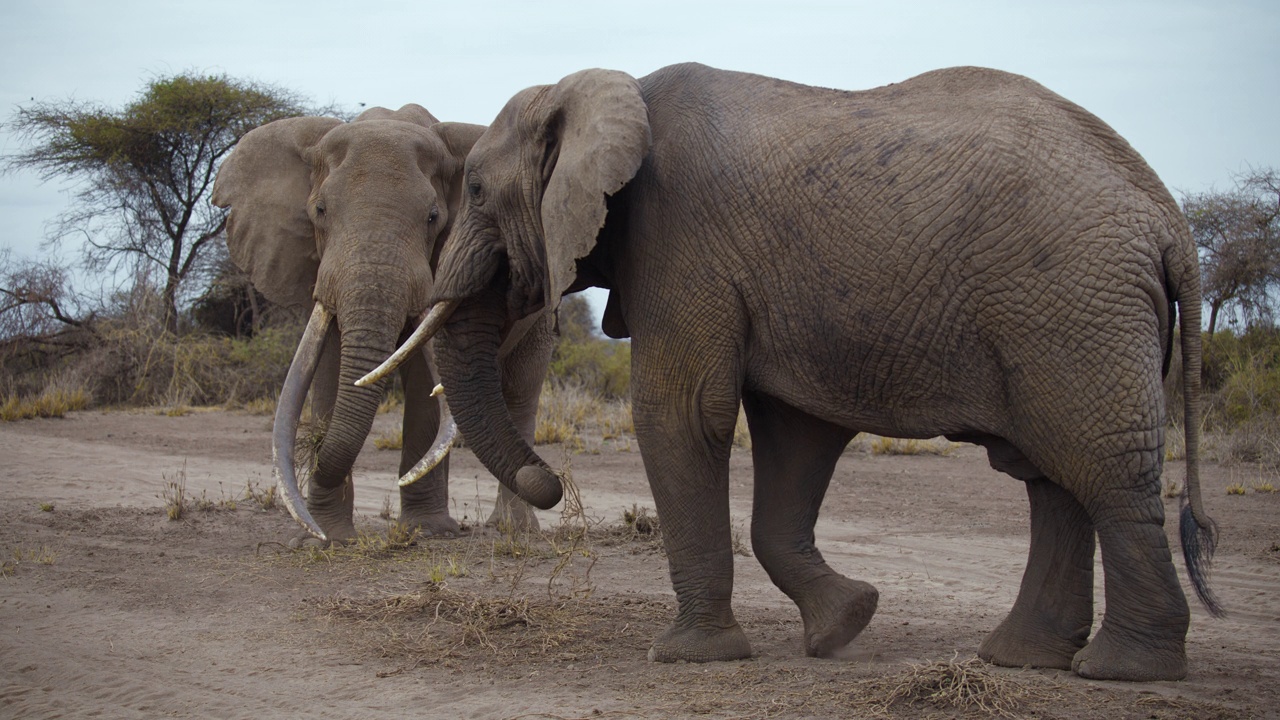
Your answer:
1,402 -> 1278,718
2,305 -> 1280,717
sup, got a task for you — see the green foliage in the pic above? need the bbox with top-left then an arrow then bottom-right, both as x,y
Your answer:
548,295 -> 631,398
1202,326 -> 1280,425
5,72 -> 312,333
1182,168 -> 1280,334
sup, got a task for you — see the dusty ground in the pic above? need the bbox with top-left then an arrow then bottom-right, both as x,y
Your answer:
1,408 -> 1277,719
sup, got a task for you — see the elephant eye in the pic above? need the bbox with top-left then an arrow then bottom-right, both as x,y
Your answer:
428,206 -> 440,224
467,178 -> 483,203
313,200 -> 326,217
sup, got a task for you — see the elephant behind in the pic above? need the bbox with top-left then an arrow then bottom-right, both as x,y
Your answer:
212,104 -> 553,545
386,64 -> 1219,682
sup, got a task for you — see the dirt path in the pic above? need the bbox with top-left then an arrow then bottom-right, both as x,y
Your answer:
1,409 -> 1277,718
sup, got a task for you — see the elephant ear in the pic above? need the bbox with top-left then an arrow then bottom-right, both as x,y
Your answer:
354,103 -> 439,128
433,122 -> 488,221
212,116 -> 342,308
539,69 -> 651,312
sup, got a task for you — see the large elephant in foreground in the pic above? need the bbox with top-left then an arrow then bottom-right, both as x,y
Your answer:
376,64 -> 1221,681
212,104 -> 553,545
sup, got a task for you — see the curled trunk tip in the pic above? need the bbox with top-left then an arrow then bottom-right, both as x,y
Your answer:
516,465 -> 563,510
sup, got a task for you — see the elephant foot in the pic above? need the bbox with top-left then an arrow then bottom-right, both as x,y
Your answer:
1071,624 -> 1187,681
979,612 -> 1088,670
289,481 -> 357,548
398,508 -> 464,538
797,576 -> 879,657
485,485 -> 541,533
648,620 -> 752,663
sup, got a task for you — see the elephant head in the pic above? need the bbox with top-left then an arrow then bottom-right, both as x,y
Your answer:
364,73 -> 651,511
212,105 -> 485,540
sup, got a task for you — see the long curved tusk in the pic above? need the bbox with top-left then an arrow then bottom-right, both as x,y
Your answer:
398,413 -> 457,487
398,345 -> 457,487
273,303 -> 333,541
355,300 -> 458,388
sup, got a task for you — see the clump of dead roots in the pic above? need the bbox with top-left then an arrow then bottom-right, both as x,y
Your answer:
851,655 -> 1059,718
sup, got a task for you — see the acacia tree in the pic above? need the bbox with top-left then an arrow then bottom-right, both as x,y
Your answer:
4,73 -> 309,334
1183,168 -> 1280,334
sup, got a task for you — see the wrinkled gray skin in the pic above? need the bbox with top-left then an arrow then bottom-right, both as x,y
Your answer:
425,64 -> 1219,681
212,104 -> 552,545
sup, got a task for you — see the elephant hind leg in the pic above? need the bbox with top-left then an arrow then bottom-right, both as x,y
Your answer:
743,393 -> 876,658
975,438 -> 1095,669
1071,440 -> 1190,681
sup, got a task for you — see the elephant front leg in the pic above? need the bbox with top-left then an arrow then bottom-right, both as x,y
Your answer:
744,393 -> 876,657
979,476 -> 1095,670
289,473 -> 358,548
635,376 -> 750,663
397,354 -> 462,537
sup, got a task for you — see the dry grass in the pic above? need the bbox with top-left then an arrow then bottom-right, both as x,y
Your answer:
10,545 -> 58,566
159,461 -> 190,520
243,477 -> 278,511
313,582 -> 667,674
847,656 -> 1060,718
535,382 -> 593,447
374,427 -> 403,450
868,436 -> 958,456
534,382 -> 641,454
236,395 -> 277,416
378,393 -> 403,415
0,386 -> 90,421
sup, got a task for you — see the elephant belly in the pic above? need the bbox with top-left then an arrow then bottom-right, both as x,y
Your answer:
745,327 -> 1006,441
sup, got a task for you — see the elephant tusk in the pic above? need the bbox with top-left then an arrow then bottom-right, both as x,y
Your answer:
355,300 -> 458,388
398,414 -> 458,487
399,345 -> 457,487
273,303 -> 333,541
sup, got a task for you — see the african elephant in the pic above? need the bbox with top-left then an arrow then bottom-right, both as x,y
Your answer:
382,64 -> 1221,681
211,104 -> 554,545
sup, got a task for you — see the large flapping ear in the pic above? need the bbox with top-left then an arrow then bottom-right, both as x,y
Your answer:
212,116 -> 342,308
538,69 -> 651,312
433,122 -> 488,217
354,103 -> 439,128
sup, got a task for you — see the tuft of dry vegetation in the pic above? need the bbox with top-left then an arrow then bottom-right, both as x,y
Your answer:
243,477 -> 278,511
159,462 -> 191,520
373,427 -> 403,450
0,386 -> 89,421
868,436 -> 959,456
849,656 -> 1060,718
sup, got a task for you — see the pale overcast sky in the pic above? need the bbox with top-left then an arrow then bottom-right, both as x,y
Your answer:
2,0 -> 1277,314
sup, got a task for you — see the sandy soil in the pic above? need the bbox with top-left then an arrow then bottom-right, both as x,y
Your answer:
1,408 -> 1277,719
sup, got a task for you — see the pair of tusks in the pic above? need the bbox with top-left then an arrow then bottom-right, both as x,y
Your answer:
272,301 -> 459,541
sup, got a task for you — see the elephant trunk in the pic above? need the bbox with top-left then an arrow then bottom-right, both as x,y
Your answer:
434,290 -> 562,509
311,316 -> 400,489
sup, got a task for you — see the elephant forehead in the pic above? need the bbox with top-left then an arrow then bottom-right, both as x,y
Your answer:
322,121 -> 444,166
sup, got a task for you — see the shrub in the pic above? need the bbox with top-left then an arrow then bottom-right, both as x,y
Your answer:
549,295 -> 631,399
65,318 -> 301,407
0,385 -> 89,421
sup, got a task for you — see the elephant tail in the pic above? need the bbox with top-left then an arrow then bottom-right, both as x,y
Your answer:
1172,245 -> 1225,618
